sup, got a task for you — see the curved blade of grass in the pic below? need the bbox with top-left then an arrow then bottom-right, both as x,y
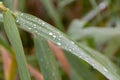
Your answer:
34,36 -> 61,80
15,12 -> 120,80
67,1 -> 109,36
3,11 -> 31,80
58,0 -> 75,8
41,0 -> 64,31
68,26 -> 120,43
103,37 -> 120,57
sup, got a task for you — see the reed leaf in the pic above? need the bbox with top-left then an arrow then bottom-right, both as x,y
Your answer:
14,12 -> 120,80
34,36 -> 61,80
3,11 -> 31,80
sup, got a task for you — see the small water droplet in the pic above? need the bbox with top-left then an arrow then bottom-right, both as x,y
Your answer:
16,19 -> 19,22
71,41 -> 75,44
57,42 -> 61,46
33,24 -> 36,27
21,13 -> 24,16
103,67 -> 108,72
53,35 -> 56,38
49,32 -> 53,35
68,49 -> 72,52
28,27 -> 31,30
42,22 -> 45,26
35,31 -> 38,33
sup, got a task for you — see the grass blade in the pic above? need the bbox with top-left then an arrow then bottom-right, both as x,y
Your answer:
68,26 -> 120,43
58,0 -> 75,8
41,0 -> 64,31
15,12 -> 120,80
67,1 -> 109,36
3,11 -> 31,80
34,36 -> 61,80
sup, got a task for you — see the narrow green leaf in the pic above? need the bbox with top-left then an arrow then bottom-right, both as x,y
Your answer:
15,12 -> 120,80
3,11 -> 31,80
67,1 -> 109,38
58,0 -> 75,8
103,37 -> 120,57
41,0 -> 64,31
68,25 -> 120,44
34,36 -> 61,80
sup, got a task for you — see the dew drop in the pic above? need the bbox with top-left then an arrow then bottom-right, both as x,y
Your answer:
28,27 -> 32,30
71,41 -> 75,44
57,42 -> 61,46
68,49 -> 72,52
53,35 -> 56,38
42,22 -> 45,26
103,67 -> 108,72
49,32 -> 53,35
35,31 -> 38,33
16,19 -> 19,22
33,24 -> 36,27
21,13 -> 24,16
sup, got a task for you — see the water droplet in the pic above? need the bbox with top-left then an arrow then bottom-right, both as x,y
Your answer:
35,31 -> 38,33
16,19 -> 19,22
49,32 -> 53,35
53,35 -> 56,38
68,49 -> 72,52
21,13 -> 24,16
71,41 -> 75,44
28,27 -> 31,30
99,2 -> 106,9
33,24 -> 36,27
57,42 -> 61,46
103,67 -> 108,72
42,22 -> 45,26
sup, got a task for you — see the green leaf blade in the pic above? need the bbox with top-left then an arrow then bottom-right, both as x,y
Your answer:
34,37 -> 61,80
15,12 -> 120,80
3,11 -> 31,80
41,0 -> 64,31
